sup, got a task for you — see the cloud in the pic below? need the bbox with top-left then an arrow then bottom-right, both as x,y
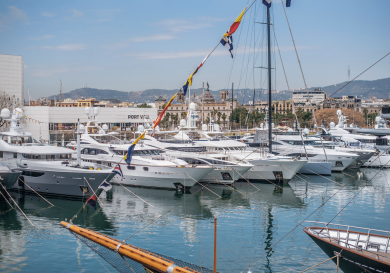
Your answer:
30,34 -> 54,40
0,6 -> 28,30
30,65 -> 99,77
43,43 -> 87,51
41,12 -> 55,18
132,34 -> 176,42
7,6 -> 27,20
66,9 -> 83,20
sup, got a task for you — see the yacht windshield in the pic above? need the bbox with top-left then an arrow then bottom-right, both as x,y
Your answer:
202,158 -> 235,165
2,135 -> 39,145
92,135 -> 121,144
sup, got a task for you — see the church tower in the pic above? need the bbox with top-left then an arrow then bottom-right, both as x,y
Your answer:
220,90 -> 228,102
177,89 -> 184,104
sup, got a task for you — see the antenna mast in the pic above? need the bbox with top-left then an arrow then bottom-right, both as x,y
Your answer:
59,80 -> 62,107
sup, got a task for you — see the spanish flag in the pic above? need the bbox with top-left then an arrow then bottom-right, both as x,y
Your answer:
223,7 -> 247,37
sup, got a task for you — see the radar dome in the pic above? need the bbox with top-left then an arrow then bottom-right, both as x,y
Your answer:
93,107 -> 99,114
336,110 -> 342,116
287,128 -> 294,132
213,124 -> 220,131
102,124 -> 108,131
14,108 -> 23,119
303,128 -> 309,135
85,107 -> 91,114
202,124 -> 208,131
180,119 -> 186,127
375,116 -> 381,123
314,124 -> 317,129
138,125 -> 145,133
1,108 -> 10,119
329,122 -> 335,128
79,124 -> 85,133
155,125 -> 160,131
189,103 -> 196,111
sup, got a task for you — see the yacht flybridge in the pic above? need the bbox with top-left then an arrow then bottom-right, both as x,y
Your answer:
152,103 -> 308,183
0,108 -> 115,199
67,107 -> 214,190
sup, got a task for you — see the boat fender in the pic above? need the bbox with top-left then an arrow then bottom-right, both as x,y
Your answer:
166,264 -> 177,273
16,159 -> 28,168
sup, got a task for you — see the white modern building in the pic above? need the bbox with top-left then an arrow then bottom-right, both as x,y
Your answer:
21,106 -> 157,142
292,88 -> 326,104
0,54 -> 24,103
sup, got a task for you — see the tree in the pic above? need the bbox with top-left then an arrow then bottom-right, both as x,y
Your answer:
0,91 -> 23,128
180,112 -> 186,119
137,103 -> 151,108
217,111 -> 222,122
222,113 -> 227,125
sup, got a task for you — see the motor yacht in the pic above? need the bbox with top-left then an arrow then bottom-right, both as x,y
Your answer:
0,108 -> 115,199
142,134 -> 252,185
67,108 -> 214,190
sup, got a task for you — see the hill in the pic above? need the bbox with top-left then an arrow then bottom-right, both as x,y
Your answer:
44,77 -> 390,103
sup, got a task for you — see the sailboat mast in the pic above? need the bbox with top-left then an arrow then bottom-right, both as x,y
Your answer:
267,6 -> 272,153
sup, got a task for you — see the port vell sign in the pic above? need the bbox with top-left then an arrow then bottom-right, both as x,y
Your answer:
128,115 -> 150,119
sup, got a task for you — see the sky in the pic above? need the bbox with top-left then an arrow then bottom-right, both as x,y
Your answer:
0,0 -> 389,99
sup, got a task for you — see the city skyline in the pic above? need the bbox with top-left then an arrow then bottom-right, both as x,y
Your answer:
0,0 -> 389,99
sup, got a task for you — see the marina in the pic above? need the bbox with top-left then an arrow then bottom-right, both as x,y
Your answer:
1,169 -> 390,272
0,0 -> 389,272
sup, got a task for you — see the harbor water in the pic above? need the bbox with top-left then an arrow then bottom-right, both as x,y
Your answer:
1,168 -> 389,272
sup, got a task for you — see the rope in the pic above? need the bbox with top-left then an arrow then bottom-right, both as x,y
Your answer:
0,182 -> 34,226
232,168 -> 263,191
205,173 -> 246,195
17,176 -> 55,207
0,187 -> 14,208
247,170 -> 284,190
84,177 -> 104,207
122,182 -> 214,243
301,168 -> 343,187
298,255 -> 337,273
117,183 -> 154,207
279,165 -> 318,189
78,236 -> 112,273
242,146 -> 386,271
185,173 -> 221,198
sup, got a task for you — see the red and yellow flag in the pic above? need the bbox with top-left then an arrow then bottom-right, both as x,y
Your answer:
223,6 -> 247,37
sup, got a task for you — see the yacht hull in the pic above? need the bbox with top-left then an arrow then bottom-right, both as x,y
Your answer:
111,164 -> 214,190
240,159 -> 308,183
364,154 -> 390,168
12,169 -> 115,199
298,162 -> 332,176
199,165 -> 251,185
0,171 -> 21,189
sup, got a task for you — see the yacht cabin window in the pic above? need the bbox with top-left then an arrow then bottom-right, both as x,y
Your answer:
92,135 -> 121,144
22,154 -> 71,160
81,148 -> 109,155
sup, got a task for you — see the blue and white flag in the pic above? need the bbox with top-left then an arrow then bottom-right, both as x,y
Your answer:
113,164 -> 123,178
220,35 -> 234,58
98,180 -> 112,192
262,0 -> 272,8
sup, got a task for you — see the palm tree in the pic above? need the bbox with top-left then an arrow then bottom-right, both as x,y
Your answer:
217,111 -> 222,122
181,112 -> 187,119
222,113 -> 227,125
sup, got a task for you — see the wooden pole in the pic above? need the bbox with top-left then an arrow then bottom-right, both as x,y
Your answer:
214,217 -> 217,273
336,253 -> 339,273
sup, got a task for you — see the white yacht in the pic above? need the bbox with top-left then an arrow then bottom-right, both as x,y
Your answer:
67,108 -> 214,190
142,134 -> 252,185
0,108 -> 115,199
272,133 -> 359,172
161,103 -> 308,183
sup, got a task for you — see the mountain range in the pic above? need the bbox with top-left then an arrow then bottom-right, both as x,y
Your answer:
44,77 -> 390,104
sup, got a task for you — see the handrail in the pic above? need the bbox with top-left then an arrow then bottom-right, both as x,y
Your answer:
302,221 -> 390,234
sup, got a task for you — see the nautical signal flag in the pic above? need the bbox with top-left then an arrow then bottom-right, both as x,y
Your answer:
223,7 -> 247,37
113,164 -> 123,178
124,131 -> 146,165
220,35 -> 234,58
98,180 -> 112,192
263,0 -> 272,8
286,0 -> 291,7
87,195 -> 97,210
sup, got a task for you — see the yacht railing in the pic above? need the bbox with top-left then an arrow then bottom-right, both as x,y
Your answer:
303,221 -> 390,260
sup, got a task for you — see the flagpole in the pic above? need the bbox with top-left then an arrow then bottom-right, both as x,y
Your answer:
267,5 -> 272,153
202,82 -> 205,124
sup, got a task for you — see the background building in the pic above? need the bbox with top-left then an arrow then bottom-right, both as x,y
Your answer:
0,54 -> 24,103
292,88 -> 326,104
